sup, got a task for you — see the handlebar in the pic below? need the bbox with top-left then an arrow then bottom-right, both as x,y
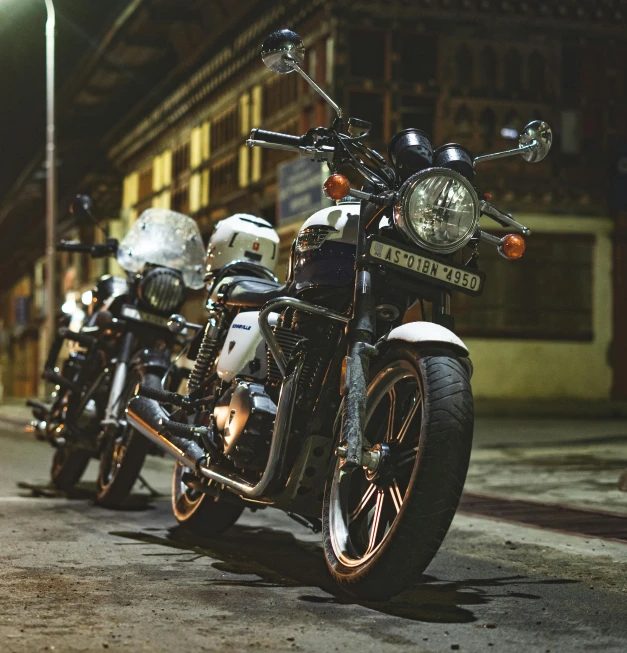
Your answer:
249,128 -> 304,149
56,238 -> 118,258
56,241 -> 93,253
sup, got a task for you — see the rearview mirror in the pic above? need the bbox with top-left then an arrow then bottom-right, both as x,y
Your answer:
261,29 -> 305,74
473,120 -> 553,167
519,120 -> 552,163
70,194 -> 95,222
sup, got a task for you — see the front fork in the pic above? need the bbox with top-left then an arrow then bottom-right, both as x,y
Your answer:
339,202 -> 378,470
102,331 -> 134,429
339,202 -> 454,469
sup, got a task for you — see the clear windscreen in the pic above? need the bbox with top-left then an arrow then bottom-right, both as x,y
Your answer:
116,209 -> 205,289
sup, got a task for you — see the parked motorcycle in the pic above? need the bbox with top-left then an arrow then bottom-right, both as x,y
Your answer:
29,198 -> 205,506
126,29 -> 552,599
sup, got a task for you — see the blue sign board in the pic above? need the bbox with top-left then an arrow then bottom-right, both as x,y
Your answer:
278,158 -> 331,225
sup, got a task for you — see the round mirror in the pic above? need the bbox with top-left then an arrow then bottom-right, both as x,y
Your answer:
261,29 -> 305,74
519,120 -> 552,163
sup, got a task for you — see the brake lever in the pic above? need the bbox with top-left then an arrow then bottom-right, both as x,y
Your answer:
480,200 -> 531,236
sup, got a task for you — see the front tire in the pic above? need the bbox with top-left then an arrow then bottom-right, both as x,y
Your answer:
322,344 -> 473,600
51,446 -> 91,492
172,461 -> 243,537
95,369 -> 156,507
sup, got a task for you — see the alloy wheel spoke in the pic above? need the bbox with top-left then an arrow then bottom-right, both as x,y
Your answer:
349,483 -> 377,522
396,445 -> 420,467
396,394 -> 421,444
365,491 -> 385,555
388,481 -> 404,514
385,387 -> 396,443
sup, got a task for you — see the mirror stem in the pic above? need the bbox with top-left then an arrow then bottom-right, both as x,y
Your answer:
473,141 -> 537,167
283,54 -> 343,120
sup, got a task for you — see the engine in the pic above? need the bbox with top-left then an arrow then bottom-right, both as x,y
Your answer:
213,381 -> 277,470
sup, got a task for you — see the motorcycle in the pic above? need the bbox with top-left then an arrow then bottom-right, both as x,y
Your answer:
29,197 -> 205,506
125,29 -> 552,599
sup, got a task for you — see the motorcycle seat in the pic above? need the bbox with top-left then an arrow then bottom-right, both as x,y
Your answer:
213,275 -> 287,309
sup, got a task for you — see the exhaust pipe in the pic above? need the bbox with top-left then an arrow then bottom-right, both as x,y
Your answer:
126,346 -> 305,500
126,396 -> 206,470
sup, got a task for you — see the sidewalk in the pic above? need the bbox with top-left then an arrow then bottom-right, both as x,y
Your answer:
0,397 -> 34,428
468,417 -> 627,516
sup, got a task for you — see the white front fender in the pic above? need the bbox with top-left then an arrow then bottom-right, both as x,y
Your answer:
377,321 -> 469,356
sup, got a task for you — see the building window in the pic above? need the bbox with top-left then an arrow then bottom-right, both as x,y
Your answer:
562,44 -> 581,100
528,51 -> 546,98
399,96 -> 435,138
504,49 -> 522,97
136,165 -> 153,214
399,34 -> 437,85
171,140 -> 190,214
479,46 -> 497,91
453,104 -> 473,139
455,44 -> 473,93
210,154 -> 239,201
262,74 -> 299,120
348,29 -> 385,78
479,107 -> 497,148
210,106 -> 240,154
452,234 -> 594,341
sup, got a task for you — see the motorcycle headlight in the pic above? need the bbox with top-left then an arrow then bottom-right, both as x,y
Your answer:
138,267 -> 185,314
394,168 -> 479,254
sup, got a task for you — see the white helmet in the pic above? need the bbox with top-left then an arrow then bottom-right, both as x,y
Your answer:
205,213 -> 280,277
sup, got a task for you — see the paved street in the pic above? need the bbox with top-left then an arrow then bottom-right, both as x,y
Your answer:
0,411 -> 626,653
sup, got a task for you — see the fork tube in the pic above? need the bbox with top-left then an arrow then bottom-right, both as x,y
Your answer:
103,331 -> 134,424
341,201 -> 377,469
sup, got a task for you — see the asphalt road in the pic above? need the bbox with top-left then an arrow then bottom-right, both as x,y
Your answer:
0,421 -> 626,653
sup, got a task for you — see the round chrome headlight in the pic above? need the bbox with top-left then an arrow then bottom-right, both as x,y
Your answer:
394,168 -> 479,254
138,267 -> 185,314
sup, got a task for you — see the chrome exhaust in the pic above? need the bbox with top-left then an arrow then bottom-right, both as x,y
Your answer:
126,345 -> 305,501
126,397 -> 206,469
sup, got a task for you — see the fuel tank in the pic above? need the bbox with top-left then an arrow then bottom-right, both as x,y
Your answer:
291,202 -> 360,295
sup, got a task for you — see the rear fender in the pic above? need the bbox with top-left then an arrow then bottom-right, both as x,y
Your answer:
377,322 -> 469,357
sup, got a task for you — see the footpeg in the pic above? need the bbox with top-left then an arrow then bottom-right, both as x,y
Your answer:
158,419 -> 218,453
135,383 -> 189,408
42,369 -> 78,393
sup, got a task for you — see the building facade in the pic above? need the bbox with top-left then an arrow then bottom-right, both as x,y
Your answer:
2,0 -> 626,405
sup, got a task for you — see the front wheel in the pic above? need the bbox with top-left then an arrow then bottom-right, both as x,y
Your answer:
95,369 -> 157,507
51,445 -> 91,492
172,461 -> 243,537
322,344 -> 473,600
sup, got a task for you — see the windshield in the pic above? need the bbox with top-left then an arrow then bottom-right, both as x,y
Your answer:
117,209 -> 205,289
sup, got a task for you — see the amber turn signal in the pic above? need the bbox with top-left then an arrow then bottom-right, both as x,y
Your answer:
323,173 -> 351,201
499,233 -> 526,259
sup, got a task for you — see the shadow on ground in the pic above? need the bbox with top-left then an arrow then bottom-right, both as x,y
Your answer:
16,480 -> 158,511
111,521 -> 577,624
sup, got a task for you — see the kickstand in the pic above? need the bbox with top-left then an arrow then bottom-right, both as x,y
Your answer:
137,474 -> 161,498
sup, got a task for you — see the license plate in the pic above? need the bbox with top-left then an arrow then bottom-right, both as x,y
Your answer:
368,239 -> 484,296
121,305 -> 169,327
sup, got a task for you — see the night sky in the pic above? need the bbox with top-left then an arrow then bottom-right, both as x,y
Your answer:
0,0 -> 126,201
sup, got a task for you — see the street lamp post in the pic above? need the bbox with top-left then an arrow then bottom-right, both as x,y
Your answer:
44,0 -> 56,370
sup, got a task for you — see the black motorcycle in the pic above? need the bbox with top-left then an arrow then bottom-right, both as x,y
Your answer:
126,29 -> 553,599
29,197 -> 205,506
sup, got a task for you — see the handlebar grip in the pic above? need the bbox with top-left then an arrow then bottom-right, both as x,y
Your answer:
249,128 -> 303,148
56,241 -> 93,253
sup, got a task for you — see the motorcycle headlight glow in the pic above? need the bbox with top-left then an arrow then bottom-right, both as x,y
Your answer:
394,168 -> 479,254
138,267 -> 185,314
